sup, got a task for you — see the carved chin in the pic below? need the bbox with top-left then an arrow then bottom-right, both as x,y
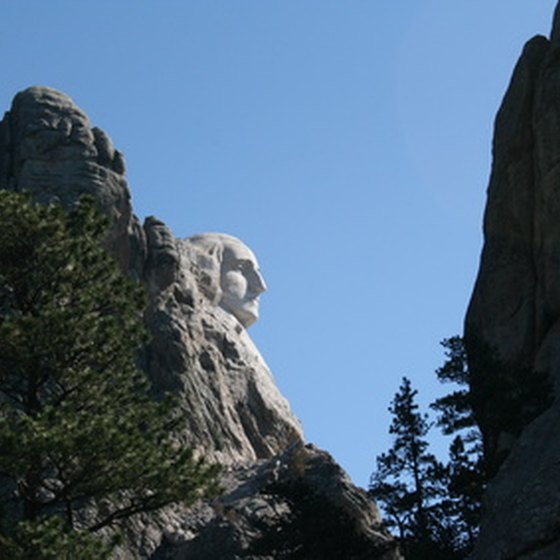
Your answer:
240,309 -> 258,328
234,305 -> 259,328
220,300 -> 259,328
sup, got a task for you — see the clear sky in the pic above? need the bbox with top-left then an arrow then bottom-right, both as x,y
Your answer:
1,1 -> 557,487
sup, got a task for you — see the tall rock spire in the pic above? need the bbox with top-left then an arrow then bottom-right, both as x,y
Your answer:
551,0 -> 560,44
466,3 -> 560,558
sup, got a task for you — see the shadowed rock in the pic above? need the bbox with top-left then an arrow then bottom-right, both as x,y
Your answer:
151,444 -> 399,560
466,2 -> 560,557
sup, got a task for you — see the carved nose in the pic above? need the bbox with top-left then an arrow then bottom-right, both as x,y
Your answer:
252,270 -> 267,295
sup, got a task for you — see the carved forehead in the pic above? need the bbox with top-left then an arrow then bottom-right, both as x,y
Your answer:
186,233 -> 258,265
221,240 -> 258,266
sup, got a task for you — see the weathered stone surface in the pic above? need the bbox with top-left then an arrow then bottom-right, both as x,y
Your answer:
0,86 -> 400,558
150,443 -> 400,560
465,36 -> 549,464
466,2 -> 560,557
183,233 -> 268,328
0,86 -> 146,278
143,219 -> 303,465
472,405 -> 560,559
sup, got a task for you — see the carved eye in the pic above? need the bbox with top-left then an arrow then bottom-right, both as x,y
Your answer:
236,260 -> 251,272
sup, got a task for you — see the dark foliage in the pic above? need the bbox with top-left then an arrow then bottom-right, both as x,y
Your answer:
251,478 -> 386,560
431,337 -> 486,555
369,377 -> 457,560
370,337 -> 493,559
0,192 -> 219,557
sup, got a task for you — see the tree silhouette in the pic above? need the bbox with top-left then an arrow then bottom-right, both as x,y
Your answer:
369,377 -> 455,559
431,337 -> 485,555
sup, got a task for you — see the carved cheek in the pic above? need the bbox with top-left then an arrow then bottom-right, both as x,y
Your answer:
222,270 -> 248,300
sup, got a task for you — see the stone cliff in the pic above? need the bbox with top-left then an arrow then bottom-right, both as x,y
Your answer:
0,86 -> 401,559
466,2 -> 560,558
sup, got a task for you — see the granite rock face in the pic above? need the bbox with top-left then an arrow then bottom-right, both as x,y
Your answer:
0,87 -> 401,559
143,217 -> 303,465
0,86 -> 146,278
151,443 -> 399,560
466,3 -> 560,557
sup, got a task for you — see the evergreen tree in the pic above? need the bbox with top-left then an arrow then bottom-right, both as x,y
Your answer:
431,337 -> 475,436
431,337 -> 485,556
0,192 -> 219,558
369,377 -> 454,560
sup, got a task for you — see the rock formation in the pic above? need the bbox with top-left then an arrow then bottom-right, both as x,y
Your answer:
0,86 -> 401,558
144,224 -> 303,465
466,2 -> 560,557
150,444 -> 398,560
0,87 -> 146,279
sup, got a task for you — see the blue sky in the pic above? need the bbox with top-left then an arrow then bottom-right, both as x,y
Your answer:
1,1 -> 557,487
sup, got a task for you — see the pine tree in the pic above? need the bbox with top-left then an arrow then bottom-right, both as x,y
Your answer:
0,192 -> 220,558
431,337 -> 475,436
431,337 -> 485,556
369,377 -> 453,559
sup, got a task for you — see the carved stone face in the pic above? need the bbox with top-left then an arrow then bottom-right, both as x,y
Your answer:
219,238 -> 267,327
183,233 -> 267,328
